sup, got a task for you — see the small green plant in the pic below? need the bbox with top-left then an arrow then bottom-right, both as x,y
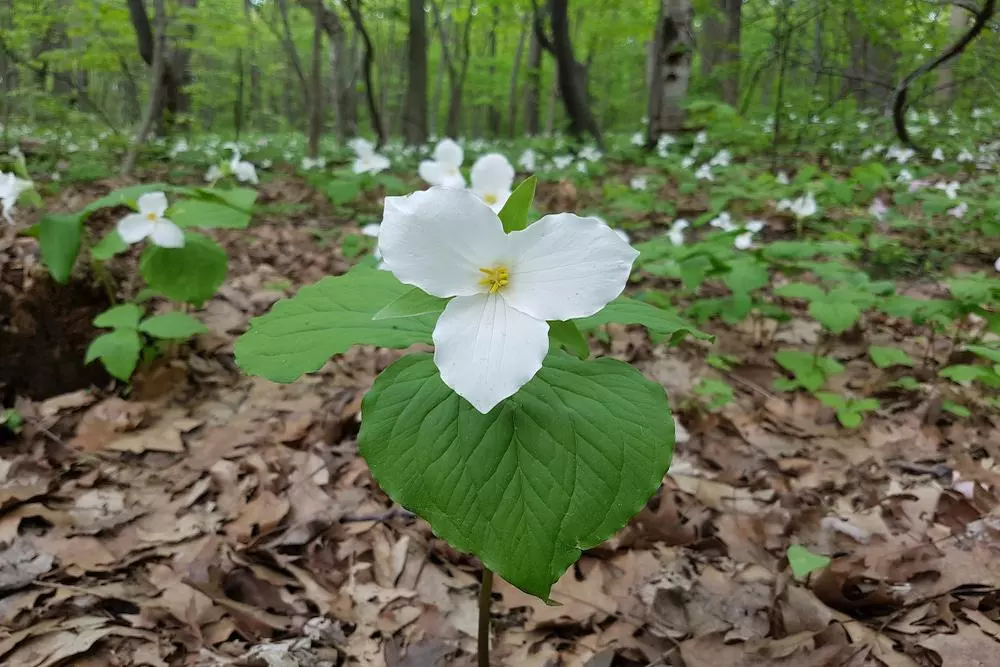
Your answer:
694,378 -> 734,411
86,304 -> 208,381
816,392 -> 879,428
1,409 -> 23,434
787,545 -> 831,579
774,349 -> 844,392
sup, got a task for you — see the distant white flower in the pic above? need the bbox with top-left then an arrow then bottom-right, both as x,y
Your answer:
579,145 -> 602,162
681,156 -> 695,169
576,161 -> 588,174
777,192 -> 817,219
656,134 -> 676,157
470,153 -> 515,212
936,180 -> 960,199
376,187 -> 637,413
745,219 -> 766,233
932,147 -> 945,161
301,156 -> 326,171
734,232 -> 754,250
260,159 -> 273,169
518,149 -> 536,172
419,138 -> 465,187
869,198 -> 889,221
776,171 -> 790,185
957,149 -> 975,163
117,192 -> 184,248
695,164 -> 714,181
204,164 -> 223,182
861,148 -> 876,161
0,171 -> 32,223
469,138 -> 487,152
229,151 -> 258,185
831,142 -> 845,153
350,138 -> 391,175
695,131 -> 708,144
857,121 -> 869,132
667,219 -> 688,246
948,201 -> 968,219
896,169 -> 913,183
886,146 -> 915,164
169,139 -> 189,157
973,108 -> 988,119
709,149 -> 731,167
710,212 -> 736,232
630,176 -> 648,191
552,154 -> 574,170
928,111 -> 939,126
631,132 -> 645,146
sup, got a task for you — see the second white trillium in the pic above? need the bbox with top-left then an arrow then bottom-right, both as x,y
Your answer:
117,192 -> 185,248
469,153 -> 515,212
378,187 -> 638,413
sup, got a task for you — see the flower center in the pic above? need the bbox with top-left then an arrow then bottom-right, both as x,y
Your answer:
145,212 -> 158,222
483,193 -> 498,205
478,265 -> 510,294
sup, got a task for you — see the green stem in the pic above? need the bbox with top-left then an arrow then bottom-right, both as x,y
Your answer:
478,569 -> 493,667
91,258 -> 117,305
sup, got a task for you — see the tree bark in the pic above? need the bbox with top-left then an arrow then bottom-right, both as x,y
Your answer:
534,0 -> 602,145
126,0 -> 180,131
699,0 -> 740,106
308,2 -> 323,157
122,0 -> 167,175
647,0 -> 694,143
344,0 -> 386,146
524,18 -> 542,135
506,20 -> 529,136
936,4 -> 969,103
275,0 -> 311,115
403,0 -> 428,144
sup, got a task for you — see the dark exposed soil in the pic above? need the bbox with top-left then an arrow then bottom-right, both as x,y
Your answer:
0,266 -> 111,403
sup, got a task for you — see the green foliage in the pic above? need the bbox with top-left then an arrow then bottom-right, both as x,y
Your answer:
358,352 -> 675,599
694,378 -> 734,411
774,350 -> 844,392
37,214 -> 83,284
816,392 -> 879,428
868,345 -> 915,369
787,545 -> 831,579
140,233 -> 228,306
498,177 -> 537,233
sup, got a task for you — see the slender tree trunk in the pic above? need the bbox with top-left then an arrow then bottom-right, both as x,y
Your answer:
936,4 -> 968,103
524,20 -> 542,135
403,0 -> 428,144
123,0 -> 167,175
308,3 -> 323,157
126,0 -> 180,131
173,0 -> 198,122
487,5 -> 501,135
647,0 -> 694,142
345,0 -> 386,146
507,21 -> 529,136
544,68 -> 558,134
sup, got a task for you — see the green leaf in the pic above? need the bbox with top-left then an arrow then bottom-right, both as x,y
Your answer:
38,214 -> 82,283
787,545 -> 831,579
85,329 -> 142,381
323,179 -> 361,205
774,283 -> 825,301
82,183 -> 168,218
498,176 -> 537,233
815,391 -> 847,410
94,304 -> 143,330
965,345 -> 1000,365
170,197 -> 253,230
808,299 -> 861,334
91,231 -> 129,261
195,187 -> 257,212
576,296 -> 710,345
358,352 -> 674,599
372,287 -> 448,321
774,350 -> 843,392
868,346 -> 915,369
139,312 -> 209,339
549,320 -> 589,359
942,401 -> 971,418
235,267 -> 437,382
837,409 -> 863,429
139,233 -> 227,306
939,364 -> 989,384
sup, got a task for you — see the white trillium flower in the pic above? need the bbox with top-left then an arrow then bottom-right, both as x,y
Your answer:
656,134 -> 675,157
205,164 -> 223,182
778,192 -> 817,219
377,187 -> 637,413
576,161 -> 588,174
932,147 -> 945,161
936,180 -> 960,199
630,175 -> 648,191
552,154 -> 573,170
0,171 -> 33,223
419,138 -> 465,187
734,232 -> 754,250
470,153 -> 515,212
667,219 -> 689,246
948,201 -> 968,219
360,223 -> 381,237
695,164 -> 714,181
229,151 -> 259,185
117,192 -> 184,248
710,212 -> 736,232
869,198 -> 889,221
745,219 -> 766,233
631,132 -> 645,146
857,121 -> 869,132
681,156 -> 695,169
776,171 -> 790,185
897,169 -> 913,183
709,149 -> 731,167
518,149 -> 536,172
350,138 -> 391,175
695,131 -> 708,144
301,156 -> 326,171
579,145 -> 602,162
957,149 -> 975,163
831,141 -> 845,152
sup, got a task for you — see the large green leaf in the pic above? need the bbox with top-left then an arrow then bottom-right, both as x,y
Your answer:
808,299 -> 861,334
38,214 -> 83,283
358,352 -> 674,599
170,198 -> 253,229
85,329 -> 142,381
139,232 -> 227,306
91,231 -> 129,261
499,176 -> 537,233
576,295 -> 709,344
235,267 -> 438,382
139,312 -> 209,339
94,304 -> 143,330
373,287 -> 448,320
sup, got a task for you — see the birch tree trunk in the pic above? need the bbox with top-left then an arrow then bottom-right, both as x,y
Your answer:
647,0 -> 693,142
122,0 -> 167,176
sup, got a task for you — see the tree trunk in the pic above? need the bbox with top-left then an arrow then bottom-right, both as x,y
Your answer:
487,5 -> 501,135
123,0 -> 167,175
172,0 -> 197,121
536,0 -> 602,145
507,21 -> 529,136
403,0 -> 428,144
126,0 -> 180,131
344,0 -> 386,146
936,4 -> 968,103
699,0 -> 740,106
308,2 -> 323,157
524,20 -> 542,135
647,0 -> 693,142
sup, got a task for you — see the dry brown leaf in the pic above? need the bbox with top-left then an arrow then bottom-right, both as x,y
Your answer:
919,623 -> 1000,666
0,538 -> 54,592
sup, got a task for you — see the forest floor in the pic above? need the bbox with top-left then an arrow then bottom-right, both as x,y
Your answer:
1,163 -> 999,667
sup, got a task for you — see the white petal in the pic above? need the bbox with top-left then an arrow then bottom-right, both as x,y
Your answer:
349,137 -> 374,157
418,160 -> 447,185
434,138 -> 464,168
433,293 -> 549,413
149,219 -> 185,248
137,191 -> 168,217
360,223 -> 381,237
470,153 -> 515,195
503,213 -> 638,321
378,187 -> 509,298
117,213 -> 155,244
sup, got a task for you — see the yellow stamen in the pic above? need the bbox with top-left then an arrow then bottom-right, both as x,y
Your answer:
146,212 -> 158,221
483,193 -> 498,206
478,266 -> 510,294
